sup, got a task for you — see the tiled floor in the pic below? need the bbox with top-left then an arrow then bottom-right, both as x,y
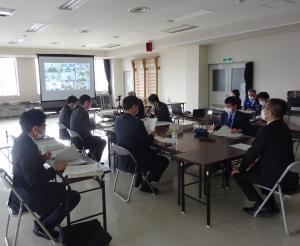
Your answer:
0,116 -> 300,246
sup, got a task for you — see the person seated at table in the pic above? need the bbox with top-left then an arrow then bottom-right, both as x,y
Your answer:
231,89 -> 242,109
216,96 -> 253,135
243,89 -> 260,111
148,94 -> 171,122
232,99 -> 299,216
115,95 -> 169,193
128,91 -> 145,119
70,94 -> 106,162
256,91 -> 270,116
9,109 -> 80,240
58,95 -> 78,139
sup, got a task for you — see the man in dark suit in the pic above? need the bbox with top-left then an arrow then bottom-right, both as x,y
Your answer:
10,109 -> 80,240
115,96 -> 169,193
58,95 -> 77,139
255,91 -> 270,116
243,88 -> 260,111
217,96 -> 253,136
148,94 -> 171,122
128,91 -> 145,119
70,94 -> 106,162
232,99 -> 298,216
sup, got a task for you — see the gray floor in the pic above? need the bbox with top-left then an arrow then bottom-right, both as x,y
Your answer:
0,116 -> 300,246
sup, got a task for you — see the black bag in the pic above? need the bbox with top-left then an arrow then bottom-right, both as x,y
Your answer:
60,219 -> 112,246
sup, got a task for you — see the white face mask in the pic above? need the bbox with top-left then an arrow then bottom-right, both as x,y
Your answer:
37,128 -> 46,139
261,110 -> 266,121
249,96 -> 254,101
259,100 -> 265,106
225,107 -> 232,114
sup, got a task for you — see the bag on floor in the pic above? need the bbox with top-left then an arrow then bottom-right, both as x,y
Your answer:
60,219 -> 112,246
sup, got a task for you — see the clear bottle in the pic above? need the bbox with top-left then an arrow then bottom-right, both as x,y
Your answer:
172,130 -> 178,148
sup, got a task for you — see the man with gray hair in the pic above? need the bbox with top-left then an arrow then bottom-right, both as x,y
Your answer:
128,91 -> 145,119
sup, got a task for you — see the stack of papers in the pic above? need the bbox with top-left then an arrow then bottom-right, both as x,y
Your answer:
154,136 -> 173,145
37,138 -> 65,153
155,121 -> 171,127
143,118 -> 158,134
230,143 -> 251,151
54,145 -> 86,166
63,163 -> 103,178
212,125 -> 243,138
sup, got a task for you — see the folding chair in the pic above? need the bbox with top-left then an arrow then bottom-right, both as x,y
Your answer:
0,168 -> 57,245
57,122 -> 71,145
111,144 -> 155,202
253,161 -> 300,235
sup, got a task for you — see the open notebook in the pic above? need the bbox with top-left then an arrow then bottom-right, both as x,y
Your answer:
212,125 -> 244,138
63,163 -> 103,178
54,145 -> 87,165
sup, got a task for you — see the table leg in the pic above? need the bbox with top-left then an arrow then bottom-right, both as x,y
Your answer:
198,166 -> 202,198
66,184 -> 71,226
180,162 -> 185,213
177,161 -> 181,206
100,176 -> 107,232
108,137 -> 111,168
206,169 -> 211,227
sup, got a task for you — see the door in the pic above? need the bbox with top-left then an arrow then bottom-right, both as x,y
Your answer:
229,63 -> 246,104
209,64 -> 229,108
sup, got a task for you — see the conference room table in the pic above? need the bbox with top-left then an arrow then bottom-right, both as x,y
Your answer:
154,126 -> 253,227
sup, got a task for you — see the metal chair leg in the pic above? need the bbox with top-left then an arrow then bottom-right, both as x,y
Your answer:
278,186 -> 289,235
5,213 -> 11,246
142,176 -> 156,195
113,170 -> 136,202
12,203 -> 23,246
254,185 -> 278,218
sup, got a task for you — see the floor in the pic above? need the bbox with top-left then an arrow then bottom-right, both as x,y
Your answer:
0,115 -> 300,246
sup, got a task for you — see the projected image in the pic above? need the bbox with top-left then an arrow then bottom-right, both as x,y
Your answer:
44,63 -> 91,91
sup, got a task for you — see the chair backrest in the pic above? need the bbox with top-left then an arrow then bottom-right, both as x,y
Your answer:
67,129 -> 83,141
278,161 -> 300,184
171,103 -> 183,115
111,144 -> 137,164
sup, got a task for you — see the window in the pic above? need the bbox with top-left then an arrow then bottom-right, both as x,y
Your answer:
0,58 -> 19,96
132,56 -> 159,100
95,59 -> 109,92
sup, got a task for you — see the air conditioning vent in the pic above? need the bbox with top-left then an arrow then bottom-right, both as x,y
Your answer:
161,24 -> 198,34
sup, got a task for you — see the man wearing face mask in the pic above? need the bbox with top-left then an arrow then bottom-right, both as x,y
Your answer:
70,94 -> 106,162
244,89 -> 260,111
9,109 -> 80,240
148,94 -> 171,122
58,95 -> 78,139
255,92 -> 270,117
232,99 -> 299,216
115,96 -> 169,193
217,96 -> 253,135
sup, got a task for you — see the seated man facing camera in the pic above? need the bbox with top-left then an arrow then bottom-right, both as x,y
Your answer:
9,109 -> 80,240
216,96 -> 253,136
115,96 -> 169,193
232,99 -> 299,216
70,94 -> 106,162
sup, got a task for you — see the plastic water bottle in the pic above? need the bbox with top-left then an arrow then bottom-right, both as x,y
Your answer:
172,130 -> 178,148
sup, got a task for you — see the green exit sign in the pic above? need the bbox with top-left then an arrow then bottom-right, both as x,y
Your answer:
223,57 -> 233,63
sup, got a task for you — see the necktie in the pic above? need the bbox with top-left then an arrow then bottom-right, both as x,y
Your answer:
227,114 -> 233,127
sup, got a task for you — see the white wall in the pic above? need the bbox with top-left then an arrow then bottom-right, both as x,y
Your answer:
111,59 -> 124,107
208,31 -> 300,100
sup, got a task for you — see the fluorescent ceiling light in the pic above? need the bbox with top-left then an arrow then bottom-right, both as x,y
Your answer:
0,7 -> 16,17
161,24 -> 198,34
81,43 -> 98,48
59,0 -> 88,11
26,23 -> 49,33
262,0 -> 295,8
167,9 -> 214,23
101,43 -> 121,49
128,7 -> 150,14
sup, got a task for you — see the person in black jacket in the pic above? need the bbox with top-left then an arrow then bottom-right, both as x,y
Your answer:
148,94 -> 171,122
115,96 -> 169,193
58,95 -> 77,139
216,96 -> 253,136
255,91 -> 270,116
9,109 -> 80,240
70,94 -> 106,162
128,91 -> 145,119
232,99 -> 298,216
231,89 -> 242,110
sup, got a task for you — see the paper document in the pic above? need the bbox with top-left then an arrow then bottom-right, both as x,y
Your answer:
143,118 -> 158,134
63,163 -> 103,178
154,136 -> 173,145
37,138 -> 65,153
166,123 -> 193,136
212,125 -> 243,138
230,143 -> 251,151
155,121 -> 171,127
54,145 -> 83,162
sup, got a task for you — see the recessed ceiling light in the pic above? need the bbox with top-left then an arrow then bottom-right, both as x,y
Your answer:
78,29 -> 92,33
0,7 -> 16,17
101,43 -> 121,49
9,38 -> 24,45
167,9 -> 214,23
81,43 -> 100,48
26,23 -> 49,33
50,42 -> 60,45
161,24 -> 198,34
128,7 -> 150,14
58,0 -> 88,11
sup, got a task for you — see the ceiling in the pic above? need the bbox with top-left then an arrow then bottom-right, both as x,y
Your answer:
1,0 -> 300,55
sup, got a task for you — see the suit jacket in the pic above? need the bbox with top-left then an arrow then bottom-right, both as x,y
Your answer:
154,102 -> 171,122
115,113 -> 155,173
58,105 -> 73,139
239,120 -> 297,188
136,98 -> 145,119
70,106 -> 93,139
219,110 -> 253,136
243,97 -> 260,111
11,133 -> 61,213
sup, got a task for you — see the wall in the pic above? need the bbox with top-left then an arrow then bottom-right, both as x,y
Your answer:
208,30 -> 300,100
111,59 -> 124,107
